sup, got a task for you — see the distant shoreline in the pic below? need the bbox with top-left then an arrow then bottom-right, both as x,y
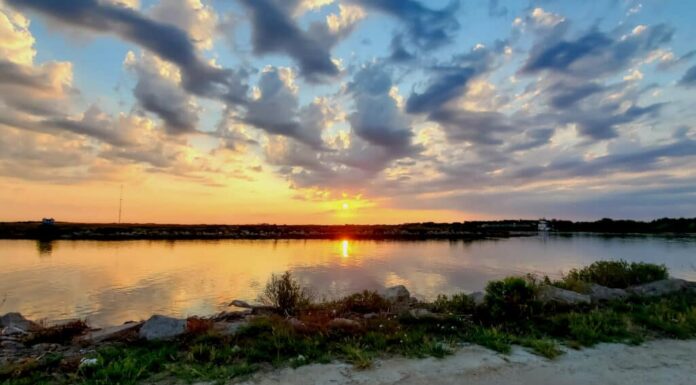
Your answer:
0,221 -> 525,241
1,219 -> 695,240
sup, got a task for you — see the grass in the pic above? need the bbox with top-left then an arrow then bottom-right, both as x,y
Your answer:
559,260 -> 668,289
2,263 -> 693,385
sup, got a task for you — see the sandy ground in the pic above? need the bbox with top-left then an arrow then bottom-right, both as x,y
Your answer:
223,340 -> 696,385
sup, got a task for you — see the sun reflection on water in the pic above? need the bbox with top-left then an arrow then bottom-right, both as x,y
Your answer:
341,239 -> 350,258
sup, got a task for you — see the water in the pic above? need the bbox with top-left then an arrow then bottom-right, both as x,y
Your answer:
1,235 -> 695,327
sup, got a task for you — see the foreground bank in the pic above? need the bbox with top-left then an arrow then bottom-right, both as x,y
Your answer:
235,339 -> 696,385
1,261 -> 695,384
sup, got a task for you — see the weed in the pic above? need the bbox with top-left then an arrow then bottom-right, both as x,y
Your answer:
464,327 -> 512,353
517,338 -> 563,359
341,345 -> 374,369
432,293 -> 475,314
562,260 -> 668,289
483,277 -> 540,324
335,291 -> 390,314
259,271 -> 313,316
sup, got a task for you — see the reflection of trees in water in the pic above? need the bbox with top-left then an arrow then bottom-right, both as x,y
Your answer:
36,240 -> 54,256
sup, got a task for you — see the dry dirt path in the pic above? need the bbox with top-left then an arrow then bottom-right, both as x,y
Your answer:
223,339 -> 696,385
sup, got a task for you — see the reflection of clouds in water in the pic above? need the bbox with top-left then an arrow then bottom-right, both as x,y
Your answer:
1,236 -> 696,326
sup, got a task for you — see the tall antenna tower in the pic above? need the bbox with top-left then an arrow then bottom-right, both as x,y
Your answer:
118,184 -> 123,224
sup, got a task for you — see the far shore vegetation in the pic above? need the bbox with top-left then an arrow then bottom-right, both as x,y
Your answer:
1,217 -> 696,241
2,261 -> 695,385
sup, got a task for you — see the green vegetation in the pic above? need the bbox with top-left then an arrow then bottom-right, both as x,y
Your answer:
259,271 -> 313,316
2,262 -> 694,385
483,276 -> 541,324
559,260 -> 668,289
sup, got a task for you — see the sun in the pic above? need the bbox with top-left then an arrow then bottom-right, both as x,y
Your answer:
341,202 -> 350,210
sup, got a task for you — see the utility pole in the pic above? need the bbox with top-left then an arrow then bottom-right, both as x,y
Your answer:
118,184 -> 123,224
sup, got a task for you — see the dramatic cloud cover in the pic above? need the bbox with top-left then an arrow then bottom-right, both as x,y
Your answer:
1,0 -> 695,223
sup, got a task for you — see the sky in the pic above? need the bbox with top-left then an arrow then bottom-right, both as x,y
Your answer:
0,0 -> 695,224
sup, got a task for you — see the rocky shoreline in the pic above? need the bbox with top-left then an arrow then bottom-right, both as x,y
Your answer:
2,277 -> 695,373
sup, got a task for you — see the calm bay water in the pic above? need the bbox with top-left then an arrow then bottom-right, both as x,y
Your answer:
1,235 -> 695,327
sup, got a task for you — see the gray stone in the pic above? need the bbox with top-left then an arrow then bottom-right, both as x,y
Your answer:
627,279 -> 689,297
288,317 -> 307,332
1,325 -> 29,337
229,300 -> 252,309
328,318 -> 362,331
587,284 -> 628,302
538,286 -> 591,305
82,322 -> 143,344
409,308 -> 443,320
363,313 -> 378,319
0,313 -> 38,333
468,292 -> 485,306
0,340 -> 24,350
380,285 -> 412,313
139,315 -> 186,341
213,321 -> 247,336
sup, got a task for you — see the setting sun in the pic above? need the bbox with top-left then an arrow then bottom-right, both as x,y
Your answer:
342,202 -> 350,210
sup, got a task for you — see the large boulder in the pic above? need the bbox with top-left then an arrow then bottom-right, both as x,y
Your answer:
212,321 -> 247,336
627,279 -> 689,297
538,286 -> 591,305
139,315 -> 186,341
0,313 -> 39,334
381,285 -> 411,304
381,285 -> 412,313
81,322 -> 143,344
587,284 -> 629,302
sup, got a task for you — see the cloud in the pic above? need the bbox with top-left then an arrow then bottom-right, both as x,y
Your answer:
348,65 -> 418,154
679,65 -> 696,88
350,0 -> 460,50
522,24 -> 673,77
149,0 -> 218,51
237,0 -> 339,81
5,0 -> 248,104
243,67 -> 327,148
40,105 -> 138,146
124,51 -> 200,134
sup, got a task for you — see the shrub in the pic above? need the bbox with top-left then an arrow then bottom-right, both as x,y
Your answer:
484,277 -> 540,324
258,271 -> 312,316
432,293 -> 475,314
552,310 -> 639,347
562,260 -> 668,289
337,291 -> 390,314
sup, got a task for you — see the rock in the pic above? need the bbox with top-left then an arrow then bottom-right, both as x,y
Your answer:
587,284 -> 628,302
381,285 -> 410,304
79,357 -> 98,368
328,318 -> 362,331
409,308 -> 443,320
1,325 -> 30,337
0,313 -> 39,333
138,315 -> 186,341
0,340 -> 24,350
81,322 -> 143,344
381,285 -> 412,313
229,300 -> 252,309
538,286 -> 591,305
32,343 -> 61,352
287,318 -> 308,332
468,292 -> 485,306
213,321 -> 247,336
363,313 -> 378,320
627,279 -> 689,297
